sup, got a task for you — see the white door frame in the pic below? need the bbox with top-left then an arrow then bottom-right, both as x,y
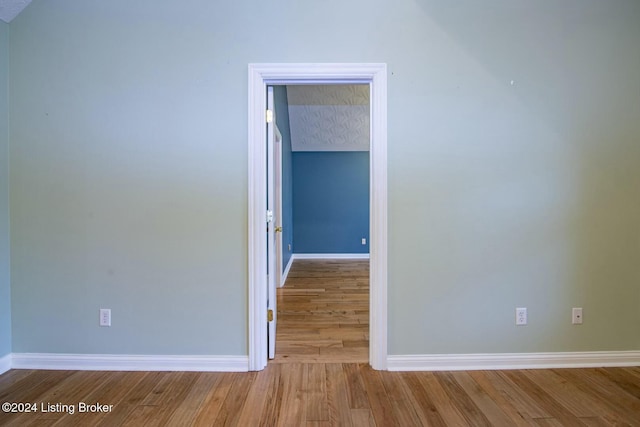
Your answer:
247,63 -> 388,371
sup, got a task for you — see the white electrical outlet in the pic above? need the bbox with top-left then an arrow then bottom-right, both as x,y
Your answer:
361,238 -> 367,245
99,308 -> 111,327
572,307 -> 583,324
516,307 -> 527,325
288,244 -> 291,251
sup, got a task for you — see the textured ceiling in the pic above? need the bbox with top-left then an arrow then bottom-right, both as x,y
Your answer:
0,0 -> 31,23
287,85 -> 370,152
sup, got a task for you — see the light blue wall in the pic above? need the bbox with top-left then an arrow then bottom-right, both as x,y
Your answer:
10,2 -> 248,355
6,0 -> 640,356
274,86 -> 293,271
0,21 -> 10,358
293,152 -> 369,254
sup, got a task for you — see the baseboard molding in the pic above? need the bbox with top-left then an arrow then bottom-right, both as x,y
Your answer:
0,354 -> 10,375
280,256 -> 295,287
293,253 -> 370,260
387,351 -> 640,371
11,353 -> 249,372
8,351 -> 638,373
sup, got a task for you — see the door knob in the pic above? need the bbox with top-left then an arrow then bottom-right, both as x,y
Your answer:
275,226 -> 283,233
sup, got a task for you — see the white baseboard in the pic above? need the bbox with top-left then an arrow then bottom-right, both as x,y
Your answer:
387,351 -> 640,371
280,256 -> 294,287
0,354 -> 10,375
11,353 -> 249,372
6,351 -> 639,373
293,253 -> 370,260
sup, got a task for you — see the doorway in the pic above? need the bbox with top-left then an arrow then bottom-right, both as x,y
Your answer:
273,83 -> 371,363
248,63 -> 388,371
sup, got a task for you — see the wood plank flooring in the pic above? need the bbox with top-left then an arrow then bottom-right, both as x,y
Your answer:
272,259 -> 369,363
1,365 -> 639,425
2,260 -> 639,425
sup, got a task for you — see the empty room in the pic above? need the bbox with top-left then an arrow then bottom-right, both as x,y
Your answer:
1,0 -> 639,425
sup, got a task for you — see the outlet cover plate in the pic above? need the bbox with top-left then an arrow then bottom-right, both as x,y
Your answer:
99,308 -> 111,327
572,307 -> 583,324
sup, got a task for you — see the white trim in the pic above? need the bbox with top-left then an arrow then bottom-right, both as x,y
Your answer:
293,253 -> 370,260
248,64 -> 268,372
10,353 -> 249,372
281,255 -> 294,287
6,352 -> 637,373
0,354 -> 11,375
248,63 -> 388,371
387,351 -> 640,371
367,64 -> 388,371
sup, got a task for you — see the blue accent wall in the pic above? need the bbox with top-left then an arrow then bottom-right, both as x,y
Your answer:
274,86 -> 293,271
293,152 -> 369,254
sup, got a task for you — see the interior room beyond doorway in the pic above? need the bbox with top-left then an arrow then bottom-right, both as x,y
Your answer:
271,84 -> 370,363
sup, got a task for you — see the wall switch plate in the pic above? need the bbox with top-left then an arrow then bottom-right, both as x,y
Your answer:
516,307 -> 527,325
362,238 -> 367,245
572,307 -> 583,324
288,244 -> 291,251
99,308 -> 111,327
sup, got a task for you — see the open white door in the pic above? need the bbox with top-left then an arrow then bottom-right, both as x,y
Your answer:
266,86 -> 277,359
274,125 -> 284,288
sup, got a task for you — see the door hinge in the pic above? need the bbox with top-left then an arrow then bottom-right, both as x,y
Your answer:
267,309 -> 274,322
266,109 -> 273,123
266,210 -> 273,223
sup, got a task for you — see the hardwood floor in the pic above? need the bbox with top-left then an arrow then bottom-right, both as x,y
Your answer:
1,365 -> 639,425
272,259 -> 369,364
1,260 -> 639,425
